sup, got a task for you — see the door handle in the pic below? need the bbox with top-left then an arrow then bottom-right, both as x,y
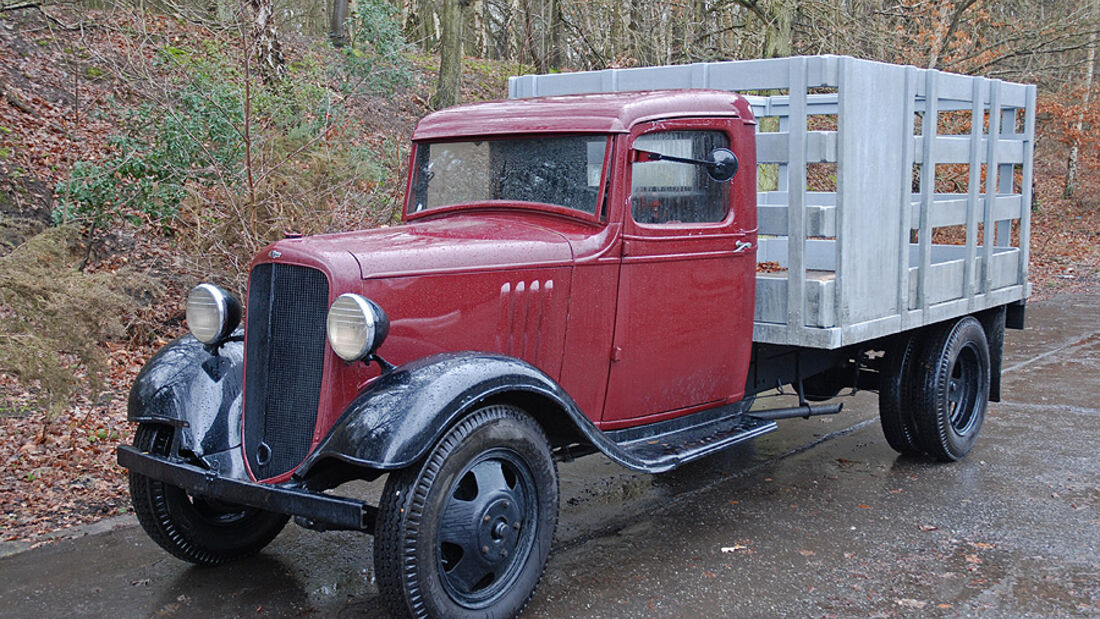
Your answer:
734,240 -> 753,253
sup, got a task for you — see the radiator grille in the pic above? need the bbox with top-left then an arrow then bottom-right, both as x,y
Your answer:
243,263 -> 329,479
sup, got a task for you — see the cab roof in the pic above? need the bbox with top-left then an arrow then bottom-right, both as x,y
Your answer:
411,89 -> 753,141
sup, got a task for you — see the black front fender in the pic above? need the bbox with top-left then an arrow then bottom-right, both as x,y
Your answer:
127,332 -> 244,457
297,352 -> 591,475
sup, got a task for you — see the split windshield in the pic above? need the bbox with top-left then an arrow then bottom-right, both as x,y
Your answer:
410,135 -> 610,216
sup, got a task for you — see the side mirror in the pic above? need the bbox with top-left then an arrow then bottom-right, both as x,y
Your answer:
705,148 -> 738,182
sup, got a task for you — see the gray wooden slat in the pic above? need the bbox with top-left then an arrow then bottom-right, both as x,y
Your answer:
998,82 -> 1030,108
905,194 -> 1021,230
996,108 -> 1016,248
982,81 -> 1002,294
1019,85 -> 1036,287
758,205 -> 837,237
965,78 -> 984,302
911,135 -> 1026,164
777,115 -> 790,192
756,131 -> 836,163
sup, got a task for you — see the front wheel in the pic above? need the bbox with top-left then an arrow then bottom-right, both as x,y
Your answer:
912,317 -> 991,461
129,424 -> 289,566
374,404 -> 558,619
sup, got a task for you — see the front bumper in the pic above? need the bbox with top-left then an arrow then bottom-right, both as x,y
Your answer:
117,446 -> 376,532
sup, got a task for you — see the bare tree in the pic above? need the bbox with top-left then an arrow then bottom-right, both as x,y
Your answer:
926,0 -> 979,69
248,0 -> 285,83
734,0 -> 796,58
432,0 -> 469,108
1065,0 -> 1097,198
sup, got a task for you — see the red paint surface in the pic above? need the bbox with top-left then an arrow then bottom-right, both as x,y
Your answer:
241,90 -> 759,479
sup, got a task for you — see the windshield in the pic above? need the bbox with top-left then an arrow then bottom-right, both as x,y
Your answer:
410,135 -> 610,216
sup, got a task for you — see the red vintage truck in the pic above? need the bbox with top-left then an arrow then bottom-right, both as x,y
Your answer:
118,56 -> 1035,618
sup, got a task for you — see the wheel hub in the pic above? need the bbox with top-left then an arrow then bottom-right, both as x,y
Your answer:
476,496 -> 522,562
436,451 -> 538,607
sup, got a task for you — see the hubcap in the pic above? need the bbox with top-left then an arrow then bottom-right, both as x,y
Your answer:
437,450 -> 538,608
947,343 -> 983,435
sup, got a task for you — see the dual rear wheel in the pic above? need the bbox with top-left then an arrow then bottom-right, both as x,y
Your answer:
879,316 -> 991,461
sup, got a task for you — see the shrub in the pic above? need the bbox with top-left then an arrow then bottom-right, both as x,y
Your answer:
0,227 -> 153,422
337,0 -> 414,96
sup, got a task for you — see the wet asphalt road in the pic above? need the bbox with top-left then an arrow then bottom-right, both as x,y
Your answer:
1,291 -> 1097,617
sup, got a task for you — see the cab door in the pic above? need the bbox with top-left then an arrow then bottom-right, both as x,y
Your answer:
602,119 -> 756,427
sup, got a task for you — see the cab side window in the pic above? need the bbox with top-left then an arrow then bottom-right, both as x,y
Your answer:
631,130 -> 730,225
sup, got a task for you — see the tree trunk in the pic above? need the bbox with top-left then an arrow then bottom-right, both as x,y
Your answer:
330,0 -> 349,47
762,0 -> 795,58
432,0 -> 466,108
628,0 -> 643,64
1065,0 -> 1097,198
249,0 -> 285,84
548,0 -> 564,69
412,0 -> 437,49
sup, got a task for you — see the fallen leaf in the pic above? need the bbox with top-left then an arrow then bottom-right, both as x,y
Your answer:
798,549 -> 815,556
895,598 -> 927,609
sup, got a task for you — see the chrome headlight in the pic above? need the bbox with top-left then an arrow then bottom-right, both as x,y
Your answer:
326,293 -> 390,362
185,283 -> 241,345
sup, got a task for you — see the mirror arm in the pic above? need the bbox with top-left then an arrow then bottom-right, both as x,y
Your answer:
637,151 -> 713,167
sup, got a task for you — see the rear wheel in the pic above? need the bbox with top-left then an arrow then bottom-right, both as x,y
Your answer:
129,424 -> 289,566
374,404 -> 558,619
911,317 -> 991,461
878,334 -> 925,456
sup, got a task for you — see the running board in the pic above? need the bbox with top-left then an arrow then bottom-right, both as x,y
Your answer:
602,404 -> 777,473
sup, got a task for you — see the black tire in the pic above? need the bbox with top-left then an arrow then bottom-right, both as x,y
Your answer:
129,424 -> 289,566
375,404 -> 558,619
878,334 -> 925,456
912,317 -> 991,461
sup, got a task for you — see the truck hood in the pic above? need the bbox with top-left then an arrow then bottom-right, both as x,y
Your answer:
270,215 -> 576,280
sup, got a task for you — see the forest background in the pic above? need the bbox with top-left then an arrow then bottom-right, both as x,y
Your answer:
0,0 -> 1097,544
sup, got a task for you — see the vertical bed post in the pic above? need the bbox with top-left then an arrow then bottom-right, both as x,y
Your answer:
897,67 -> 918,325
786,57 -> 809,341
982,80 -> 1002,295
1019,85 -> 1037,290
917,69 -> 940,314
